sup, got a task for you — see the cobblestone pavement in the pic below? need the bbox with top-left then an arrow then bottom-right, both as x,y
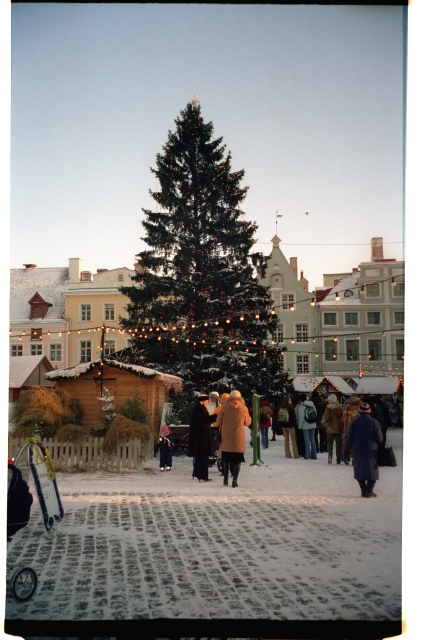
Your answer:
5,487 -> 401,623
5,429 -> 403,632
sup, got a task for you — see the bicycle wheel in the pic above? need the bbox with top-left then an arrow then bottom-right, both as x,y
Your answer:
178,433 -> 189,457
10,566 -> 37,602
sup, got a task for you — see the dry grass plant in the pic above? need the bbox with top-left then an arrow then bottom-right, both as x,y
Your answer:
55,423 -> 90,444
102,414 -> 151,455
10,387 -> 83,439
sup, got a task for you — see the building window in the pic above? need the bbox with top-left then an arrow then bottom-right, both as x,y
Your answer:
368,339 -> 382,361
395,339 -> 404,361
393,280 -> 404,297
104,303 -> 115,321
367,311 -> 381,325
344,289 -> 354,297
11,345 -> 23,357
323,313 -> 337,326
324,340 -> 337,361
346,340 -> 359,361
296,323 -> 309,343
104,340 -> 116,356
80,304 -> 92,322
281,293 -> 295,310
345,312 -> 358,326
394,311 -> 404,325
31,328 -> 42,341
272,324 -> 284,344
366,283 -> 380,297
118,274 -> 124,282
49,344 -> 62,362
30,344 -> 42,356
296,355 -> 309,374
80,340 -> 92,363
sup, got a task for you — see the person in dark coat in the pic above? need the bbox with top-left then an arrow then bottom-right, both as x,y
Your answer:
343,401 -> 383,498
7,464 -> 33,539
311,391 -> 327,453
375,394 -> 392,447
188,394 -> 216,482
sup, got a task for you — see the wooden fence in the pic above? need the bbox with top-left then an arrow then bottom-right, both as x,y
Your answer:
8,436 -> 145,472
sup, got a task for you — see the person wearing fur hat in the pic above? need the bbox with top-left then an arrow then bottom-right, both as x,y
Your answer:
343,401 -> 383,498
188,394 -> 216,482
321,394 -> 344,464
217,390 -> 252,487
155,424 -> 174,471
207,391 -> 220,416
342,396 -> 361,464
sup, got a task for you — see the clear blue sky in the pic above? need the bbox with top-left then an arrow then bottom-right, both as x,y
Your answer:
10,3 -> 405,290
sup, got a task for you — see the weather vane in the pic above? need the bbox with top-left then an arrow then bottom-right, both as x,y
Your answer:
276,210 -> 282,235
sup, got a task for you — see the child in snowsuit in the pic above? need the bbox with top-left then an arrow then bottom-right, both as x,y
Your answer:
155,425 -> 174,471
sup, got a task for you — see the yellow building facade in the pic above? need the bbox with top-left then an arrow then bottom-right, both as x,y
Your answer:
63,259 -> 136,367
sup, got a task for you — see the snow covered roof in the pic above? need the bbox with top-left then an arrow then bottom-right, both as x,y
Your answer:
10,266 -> 69,320
9,355 -> 53,388
45,358 -> 183,390
292,376 -> 355,395
318,272 -> 360,305
355,376 -> 403,395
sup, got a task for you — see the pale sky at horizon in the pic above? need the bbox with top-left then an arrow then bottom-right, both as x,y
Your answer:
10,3 -> 405,291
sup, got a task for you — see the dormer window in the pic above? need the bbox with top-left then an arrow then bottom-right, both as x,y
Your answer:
28,292 -> 52,320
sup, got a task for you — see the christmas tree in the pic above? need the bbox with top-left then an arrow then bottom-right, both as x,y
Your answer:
120,99 -> 293,400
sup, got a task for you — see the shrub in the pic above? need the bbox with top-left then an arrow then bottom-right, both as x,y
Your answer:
102,414 -> 151,455
55,423 -> 90,444
10,387 -> 83,439
119,385 -> 151,425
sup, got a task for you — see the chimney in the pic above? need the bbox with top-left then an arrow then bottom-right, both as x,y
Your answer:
23,264 -> 37,269
371,238 -> 384,262
69,258 -> 82,282
290,257 -> 298,278
353,268 -> 359,272
299,270 -> 309,292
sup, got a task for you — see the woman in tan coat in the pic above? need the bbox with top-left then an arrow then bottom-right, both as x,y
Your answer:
321,394 -> 344,464
216,390 -> 251,487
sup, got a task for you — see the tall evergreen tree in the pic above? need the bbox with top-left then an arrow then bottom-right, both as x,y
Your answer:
120,100 -> 293,400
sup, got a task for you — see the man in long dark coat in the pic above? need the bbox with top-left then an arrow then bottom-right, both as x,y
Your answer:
188,394 -> 216,482
343,401 -> 383,498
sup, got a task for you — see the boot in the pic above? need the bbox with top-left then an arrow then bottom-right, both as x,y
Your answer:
358,480 -> 367,497
223,462 -> 229,486
365,481 -> 377,498
232,463 -> 240,488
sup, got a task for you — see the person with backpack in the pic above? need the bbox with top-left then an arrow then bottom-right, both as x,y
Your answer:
297,393 -> 318,460
259,400 -> 273,449
321,394 -> 344,464
279,397 -> 299,458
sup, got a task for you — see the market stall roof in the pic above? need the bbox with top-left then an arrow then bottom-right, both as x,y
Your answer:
355,376 -> 403,395
9,355 -> 53,388
291,376 -> 354,395
45,357 -> 182,389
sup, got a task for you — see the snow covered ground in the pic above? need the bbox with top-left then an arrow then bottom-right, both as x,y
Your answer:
4,428 -> 403,635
